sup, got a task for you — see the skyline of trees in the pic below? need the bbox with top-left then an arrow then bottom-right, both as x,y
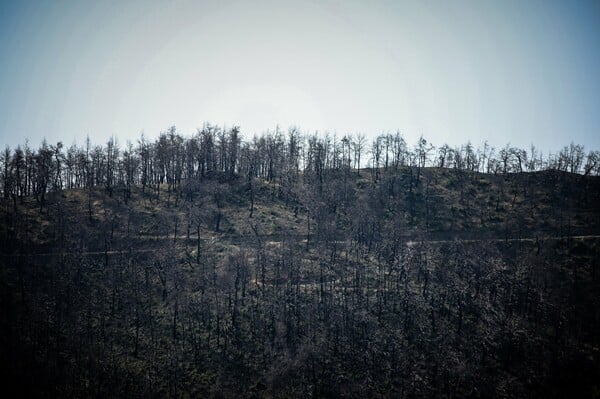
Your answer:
2,125 -> 599,204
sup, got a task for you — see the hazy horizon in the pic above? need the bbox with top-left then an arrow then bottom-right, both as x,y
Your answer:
1,0 -> 599,154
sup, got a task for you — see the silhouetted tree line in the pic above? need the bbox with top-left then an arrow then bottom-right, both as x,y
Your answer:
2,125 -> 599,206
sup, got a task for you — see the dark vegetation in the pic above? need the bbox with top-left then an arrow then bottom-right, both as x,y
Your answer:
1,126 -> 600,397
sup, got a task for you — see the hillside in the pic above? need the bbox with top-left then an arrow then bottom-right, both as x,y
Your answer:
1,166 -> 600,398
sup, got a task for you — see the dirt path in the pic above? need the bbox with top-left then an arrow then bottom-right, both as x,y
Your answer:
2,233 -> 599,258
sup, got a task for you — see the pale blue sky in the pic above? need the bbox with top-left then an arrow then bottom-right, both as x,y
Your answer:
1,0 -> 599,153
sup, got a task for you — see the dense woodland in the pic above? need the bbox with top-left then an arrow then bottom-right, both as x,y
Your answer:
1,127 -> 600,398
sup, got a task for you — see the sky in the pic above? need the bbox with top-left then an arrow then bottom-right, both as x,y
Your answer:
0,0 -> 599,154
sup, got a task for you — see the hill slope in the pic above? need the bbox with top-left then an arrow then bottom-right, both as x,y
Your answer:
1,167 -> 600,397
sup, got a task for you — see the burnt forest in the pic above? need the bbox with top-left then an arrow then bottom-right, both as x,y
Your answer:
1,127 -> 600,398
